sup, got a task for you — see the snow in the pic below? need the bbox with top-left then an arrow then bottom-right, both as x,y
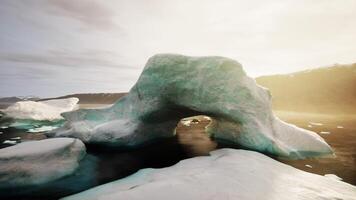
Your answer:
0,138 -> 86,188
62,149 -> 356,200
50,54 -> 332,158
325,174 -> 343,181
1,97 -> 79,121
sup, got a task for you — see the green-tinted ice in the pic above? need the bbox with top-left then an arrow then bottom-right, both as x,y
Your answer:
51,54 -> 332,158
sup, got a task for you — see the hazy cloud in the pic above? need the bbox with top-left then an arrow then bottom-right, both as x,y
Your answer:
0,0 -> 355,97
0,50 -> 128,69
45,0 -> 120,31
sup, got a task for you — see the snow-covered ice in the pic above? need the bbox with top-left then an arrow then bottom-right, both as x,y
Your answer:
325,174 -> 343,181
0,138 -> 86,188
62,149 -> 356,200
1,98 -> 79,121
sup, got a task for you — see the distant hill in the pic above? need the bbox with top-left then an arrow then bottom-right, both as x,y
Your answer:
256,63 -> 356,114
40,93 -> 127,104
2,63 -> 355,114
0,96 -> 40,109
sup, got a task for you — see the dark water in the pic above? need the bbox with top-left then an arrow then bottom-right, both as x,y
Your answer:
0,112 -> 355,199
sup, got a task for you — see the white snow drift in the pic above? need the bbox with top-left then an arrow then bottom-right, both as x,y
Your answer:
1,97 -> 79,121
62,149 -> 356,200
0,138 -> 86,188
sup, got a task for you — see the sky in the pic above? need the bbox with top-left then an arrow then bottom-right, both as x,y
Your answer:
0,0 -> 355,97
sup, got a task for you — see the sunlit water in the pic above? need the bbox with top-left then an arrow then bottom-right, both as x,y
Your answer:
0,107 -> 355,199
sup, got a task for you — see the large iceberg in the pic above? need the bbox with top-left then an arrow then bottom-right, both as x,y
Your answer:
62,149 -> 356,200
50,54 -> 332,158
0,138 -> 86,189
1,97 -> 79,121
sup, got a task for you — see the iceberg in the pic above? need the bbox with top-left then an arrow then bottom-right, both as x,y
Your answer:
50,54 -> 332,158
62,149 -> 356,200
1,97 -> 79,121
0,138 -> 86,189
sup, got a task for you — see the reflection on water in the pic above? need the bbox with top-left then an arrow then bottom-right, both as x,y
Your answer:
0,110 -> 355,199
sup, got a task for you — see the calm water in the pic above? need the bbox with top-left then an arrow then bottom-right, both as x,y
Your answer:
0,109 -> 355,199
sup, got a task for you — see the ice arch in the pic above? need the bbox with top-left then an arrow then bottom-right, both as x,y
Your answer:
50,54 -> 332,158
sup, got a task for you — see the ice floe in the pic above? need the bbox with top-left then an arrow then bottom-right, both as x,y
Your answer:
309,122 -> 323,126
1,97 -> 79,121
0,138 -> 86,189
62,149 -> 356,200
27,125 -> 60,133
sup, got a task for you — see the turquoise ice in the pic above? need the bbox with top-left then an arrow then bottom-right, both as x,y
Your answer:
50,54 -> 332,158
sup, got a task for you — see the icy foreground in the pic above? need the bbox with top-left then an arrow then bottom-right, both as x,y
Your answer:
0,138 -> 86,189
62,149 -> 356,200
51,54 -> 332,158
1,97 -> 79,121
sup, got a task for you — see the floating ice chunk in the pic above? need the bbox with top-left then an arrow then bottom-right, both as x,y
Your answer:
10,137 -> 21,140
305,164 -> 313,168
2,140 -> 17,145
181,119 -> 192,126
307,125 -> 313,128
320,131 -> 330,135
27,125 -> 59,133
0,132 -> 3,134
337,126 -> 344,129
0,126 -> 8,129
0,138 -> 86,188
1,98 -> 79,121
52,55 -> 332,158
309,122 -> 323,126
62,149 -> 356,200
324,174 -> 343,181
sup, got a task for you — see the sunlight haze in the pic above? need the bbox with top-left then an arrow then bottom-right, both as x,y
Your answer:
0,0 -> 355,97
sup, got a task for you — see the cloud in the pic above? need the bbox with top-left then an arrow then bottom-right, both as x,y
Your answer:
0,50 -> 132,69
45,0 -> 120,31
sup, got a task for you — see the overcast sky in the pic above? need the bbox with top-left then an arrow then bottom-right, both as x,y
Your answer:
0,0 -> 355,97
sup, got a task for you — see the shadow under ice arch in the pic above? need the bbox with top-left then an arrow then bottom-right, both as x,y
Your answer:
49,54 -> 332,159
